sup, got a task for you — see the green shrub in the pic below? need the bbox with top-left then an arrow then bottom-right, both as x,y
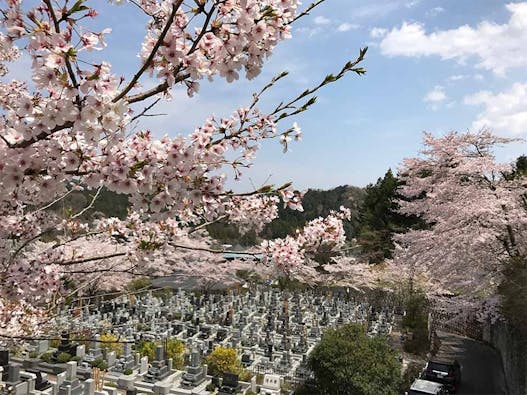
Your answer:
124,368 -> 133,375
239,369 -> 253,382
41,353 -> 53,363
205,383 -> 216,391
29,351 -> 39,359
402,290 -> 430,355
308,323 -> 402,395
57,352 -> 72,363
91,358 -> 108,370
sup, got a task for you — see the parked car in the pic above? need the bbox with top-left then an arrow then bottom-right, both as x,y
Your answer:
407,379 -> 448,395
422,358 -> 462,393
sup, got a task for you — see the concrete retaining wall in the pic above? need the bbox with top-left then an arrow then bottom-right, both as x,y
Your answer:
484,320 -> 527,395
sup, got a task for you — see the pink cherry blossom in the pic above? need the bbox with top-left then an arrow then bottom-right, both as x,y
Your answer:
0,0 -> 366,334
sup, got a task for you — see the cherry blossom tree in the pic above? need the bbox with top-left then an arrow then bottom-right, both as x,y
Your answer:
394,130 -> 527,318
0,0 -> 367,335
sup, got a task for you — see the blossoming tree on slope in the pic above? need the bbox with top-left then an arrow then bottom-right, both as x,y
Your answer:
0,0 -> 366,334
394,131 -> 527,318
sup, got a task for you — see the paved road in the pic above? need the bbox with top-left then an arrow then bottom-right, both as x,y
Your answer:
437,331 -> 507,394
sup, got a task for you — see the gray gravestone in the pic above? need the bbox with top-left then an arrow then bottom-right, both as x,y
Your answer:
123,342 -> 131,357
153,383 -> 170,395
37,340 -> 49,354
76,345 -> 85,358
154,345 -> 163,362
27,377 -> 35,392
107,351 -> 116,367
56,371 -> 67,387
103,387 -> 117,395
66,361 -> 77,380
13,381 -> 28,395
83,379 -> 94,395
139,356 -> 148,374
7,363 -> 20,383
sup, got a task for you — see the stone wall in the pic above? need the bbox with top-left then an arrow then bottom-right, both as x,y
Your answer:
484,320 -> 527,395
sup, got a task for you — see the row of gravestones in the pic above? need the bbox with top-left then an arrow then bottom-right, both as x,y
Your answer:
2,343 -> 211,395
0,358 -> 122,395
48,287 -> 395,381
58,286 -> 371,333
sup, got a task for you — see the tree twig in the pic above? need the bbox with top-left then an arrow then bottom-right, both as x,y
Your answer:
71,185 -> 103,219
289,0 -> 326,24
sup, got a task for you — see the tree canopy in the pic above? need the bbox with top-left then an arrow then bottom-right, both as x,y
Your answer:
308,323 -> 402,395
205,346 -> 243,377
394,131 -> 527,317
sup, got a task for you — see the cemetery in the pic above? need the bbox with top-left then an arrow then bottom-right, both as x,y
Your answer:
0,287 -> 396,395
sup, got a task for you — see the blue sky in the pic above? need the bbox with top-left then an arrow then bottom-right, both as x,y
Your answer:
13,1 -> 527,191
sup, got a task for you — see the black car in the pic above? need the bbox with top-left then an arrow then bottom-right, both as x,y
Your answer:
422,358 -> 462,393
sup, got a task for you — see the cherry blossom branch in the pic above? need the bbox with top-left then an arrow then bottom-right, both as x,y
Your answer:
54,252 -> 127,266
129,0 -> 156,17
64,267 -> 142,275
71,185 -> 103,219
169,242 -> 263,256
130,98 -> 163,123
43,0 -> 79,89
69,285 -> 153,303
272,47 -> 368,119
289,0 -> 326,24
50,231 -> 104,250
9,121 -> 74,149
8,228 -> 55,265
113,1 -> 184,103
189,214 -> 228,234
123,2 -> 217,104
35,187 -> 78,213
210,48 -> 367,147
220,182 -> 293,197
46,259 -> 133,314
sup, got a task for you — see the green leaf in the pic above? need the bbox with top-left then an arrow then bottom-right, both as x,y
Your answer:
68,0 -> 88,15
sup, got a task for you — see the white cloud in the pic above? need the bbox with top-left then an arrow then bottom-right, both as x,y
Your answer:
350,2 -> 401,19
337,22 -> 358,32
370,27 -> 388,38
426,6 -> 444,17
447,74 -> 465,82
378,2 -> 527,75
405,0 -> 421,8
314,16 -> 331,25
464,83 -> 527,135
424,85 -> 447,104
296,26 -> 321,36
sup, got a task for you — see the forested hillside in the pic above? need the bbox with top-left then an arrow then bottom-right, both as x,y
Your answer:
54,185 -> 365,246
49,188 -> 129,220
208,185 -> 365,246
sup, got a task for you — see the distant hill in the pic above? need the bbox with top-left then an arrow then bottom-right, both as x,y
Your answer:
208,185 -> 365,246
48,187 -> 129,220
52,185 -> 364,246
